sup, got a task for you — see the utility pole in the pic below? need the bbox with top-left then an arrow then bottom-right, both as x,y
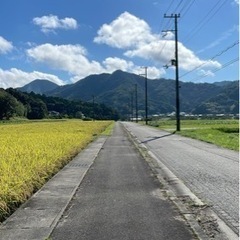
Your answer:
140,66 -> 148,125
92,95 -> 95,121
164,14 -> 180,131
131,92 -> 134,122
135,84 -> 138,123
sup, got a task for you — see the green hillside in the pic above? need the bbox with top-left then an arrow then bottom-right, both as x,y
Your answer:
43,70 -> 239,116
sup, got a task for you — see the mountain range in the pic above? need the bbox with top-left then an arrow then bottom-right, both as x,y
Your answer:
18,70 -> 239,116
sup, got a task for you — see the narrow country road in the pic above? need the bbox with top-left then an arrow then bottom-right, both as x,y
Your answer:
51,122 -> 194,240
122,122 -> 239,235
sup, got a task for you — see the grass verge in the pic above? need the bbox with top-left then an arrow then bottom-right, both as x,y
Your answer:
149,119 -> 239,151
101,121 -> 115,136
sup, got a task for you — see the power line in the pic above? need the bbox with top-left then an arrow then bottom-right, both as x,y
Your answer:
165,0 -> 175,13
142,0 -> 181,71
190,57 -> 239,82
172,0 -> 184,14
183,0 -> 228,43
180,0 -> 196,18
212,58 -> 239,73
158,0 -> 177,35
160,0 -> 197,68
161,0 -> 196,56
150,0 -> 182,68
180,40 -> 239,79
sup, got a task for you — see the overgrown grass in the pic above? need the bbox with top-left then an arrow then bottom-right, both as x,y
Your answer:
149,119 -> 239,151
0,120 -> 113,221
101,121 -> 115,136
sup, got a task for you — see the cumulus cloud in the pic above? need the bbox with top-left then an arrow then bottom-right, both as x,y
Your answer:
24,12 -> 222,83
125,40 -> 175,64
103,57 -> 134,72
0,68 -> 64,89
147,67 -> 166,79
0,36 -> 13,54
198,69 -> 215,78
132,66 -> 166,79
178,42 -> 221,70
125,40 -> 220,71
94,11 -> 156,48
95,12 -> 221,73
102,57 -> 164,79
33,15 -> 78,33
26,43 -> 103,80
26,43 -> 166,82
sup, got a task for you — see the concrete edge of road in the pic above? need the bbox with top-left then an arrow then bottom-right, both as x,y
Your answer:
122,123 -> 238,240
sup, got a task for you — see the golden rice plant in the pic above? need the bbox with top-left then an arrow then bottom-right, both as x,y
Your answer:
0,120 -> 112,221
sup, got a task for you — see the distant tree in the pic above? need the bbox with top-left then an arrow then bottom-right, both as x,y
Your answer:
5,88 -> 120,120
75,111 -> 84,119
27,98 -> 48,119
14,102 -> 26,117
0,89 -> 19,120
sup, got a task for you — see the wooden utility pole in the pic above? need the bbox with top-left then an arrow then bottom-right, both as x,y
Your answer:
164,14 -> 180,131
135,84 -> 138,123
141,66 -> 148,125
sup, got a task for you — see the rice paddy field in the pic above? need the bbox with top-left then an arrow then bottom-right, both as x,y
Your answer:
149,119 -> 239,151
0,120 -> 113,221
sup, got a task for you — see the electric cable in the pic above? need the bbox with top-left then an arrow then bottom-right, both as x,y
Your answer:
183,0 -> 228,43
180,40 -> 239,79
190,57 -> 239,82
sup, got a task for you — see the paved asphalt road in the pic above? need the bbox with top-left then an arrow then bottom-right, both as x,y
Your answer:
122,122 -> 239,235
51,122 -> 195,240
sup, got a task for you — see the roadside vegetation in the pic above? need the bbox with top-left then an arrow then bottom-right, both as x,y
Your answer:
149,119 -> 239,151
0,120 -> 113,221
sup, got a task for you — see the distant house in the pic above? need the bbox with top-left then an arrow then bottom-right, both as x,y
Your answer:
49,111 -> 60,117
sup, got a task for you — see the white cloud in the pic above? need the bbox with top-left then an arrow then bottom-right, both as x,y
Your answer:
103,57 -> 134,72
125,40 -> 221,71
95,12 -> 221,73
147,67 -> 166,79
26,43 -> 166,82
178,42 -> 221,70
26,43 -> 103,80
0,68 -> 64,89
125,40 -> 174,64
0,36 -> 13,54
94,11 -> 156,48
132,66 -> 166,79
33,15 -> 78,33
102,57 -> 165,79
234,0 -> 239,5
199,69 -> 215,77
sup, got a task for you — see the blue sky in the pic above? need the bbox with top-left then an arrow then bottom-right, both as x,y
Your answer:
0,0 -> 238,88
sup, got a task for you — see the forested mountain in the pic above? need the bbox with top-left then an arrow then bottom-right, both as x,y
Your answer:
192,80 -> 239,114
18,70 -> 239,117
41,70 -> 238,116
18,79 -> 59,94
0,88 -> 119,120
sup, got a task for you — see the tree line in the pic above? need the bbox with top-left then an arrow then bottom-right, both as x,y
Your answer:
0,88 -> 119,120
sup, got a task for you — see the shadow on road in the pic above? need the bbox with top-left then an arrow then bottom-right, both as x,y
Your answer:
141,131 -> 176,144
